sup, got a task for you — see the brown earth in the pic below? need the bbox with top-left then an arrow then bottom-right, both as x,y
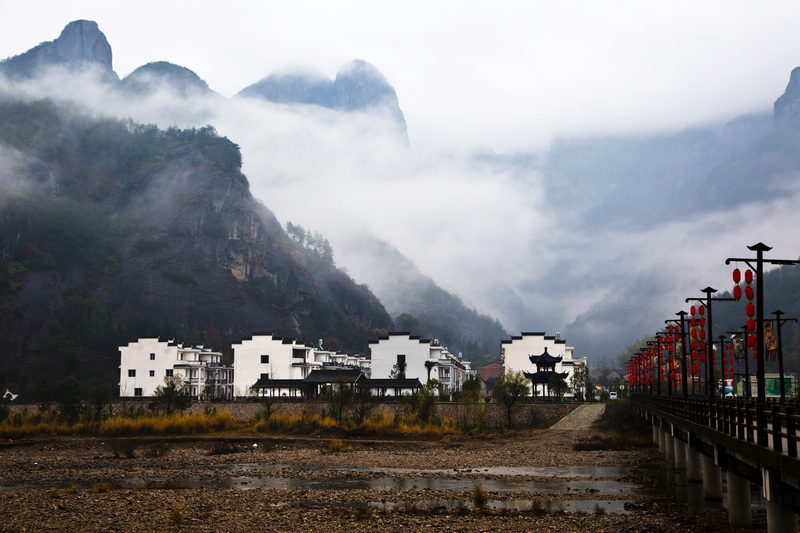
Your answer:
0,419 -> 767,531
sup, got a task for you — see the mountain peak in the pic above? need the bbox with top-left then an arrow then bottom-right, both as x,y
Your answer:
774,66 -> 800,127
0,19 -> 115,80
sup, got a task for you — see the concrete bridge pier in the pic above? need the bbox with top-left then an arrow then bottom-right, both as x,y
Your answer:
673,436 -> 687,468
702,454 -> 723,500
652,422 -> 659,446
763,468 -> 799,533
685,439 -> 702,482
726,470 -> 752,528
664,426 -> 675,463
657,421 -> 666,454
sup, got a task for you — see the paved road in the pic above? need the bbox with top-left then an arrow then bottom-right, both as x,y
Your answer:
549,403 -> 606,430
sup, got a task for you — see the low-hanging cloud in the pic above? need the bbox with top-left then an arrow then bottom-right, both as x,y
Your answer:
1,66 -> 799,365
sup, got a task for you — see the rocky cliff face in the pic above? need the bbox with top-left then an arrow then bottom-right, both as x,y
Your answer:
0,100 -> 393,391
0,20 -> 115,79
775,67 -> 800,127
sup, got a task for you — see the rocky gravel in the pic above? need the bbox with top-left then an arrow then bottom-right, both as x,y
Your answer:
0,427 -> 768,531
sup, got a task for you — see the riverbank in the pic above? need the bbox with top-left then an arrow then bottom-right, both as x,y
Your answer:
0,418 -> 768,532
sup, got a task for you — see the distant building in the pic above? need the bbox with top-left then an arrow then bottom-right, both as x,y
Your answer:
231,333 -> 370,398
479,361 -> 503,395
501,332 -> 582,397
369,332 -> 473,396
118,338 -> 233,399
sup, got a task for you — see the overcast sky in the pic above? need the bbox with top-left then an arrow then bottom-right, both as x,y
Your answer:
2,1 -> 800,361
2,1 -> 800,151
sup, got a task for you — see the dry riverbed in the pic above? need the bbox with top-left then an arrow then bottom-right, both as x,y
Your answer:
0,427 -> 767,532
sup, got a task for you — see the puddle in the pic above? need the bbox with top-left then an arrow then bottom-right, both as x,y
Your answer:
642,464 -> 766,511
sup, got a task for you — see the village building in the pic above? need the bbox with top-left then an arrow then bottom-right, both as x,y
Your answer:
368,332 -> 473,396
231,333 -> 371,398
118,338 -> 233,400
501,332 -> 583,398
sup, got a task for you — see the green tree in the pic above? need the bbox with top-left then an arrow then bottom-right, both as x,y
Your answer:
396,313 -> 420,332
461,373 -> 482,403
152,376 -> 192,414
390,361 -> 407,380
570,362 -> 590,402
492,369 -> 530,428
548,373 -> 569,400
424,360 -> 437,382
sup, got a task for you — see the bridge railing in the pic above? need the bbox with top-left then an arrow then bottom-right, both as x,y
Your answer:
634,394 -> 800,456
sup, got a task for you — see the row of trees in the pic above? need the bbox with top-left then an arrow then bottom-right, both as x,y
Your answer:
285,222 -> 334,266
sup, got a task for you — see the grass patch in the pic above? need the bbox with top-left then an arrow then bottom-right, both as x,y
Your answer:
471,481 -> 488,509
92,483 -> 110,494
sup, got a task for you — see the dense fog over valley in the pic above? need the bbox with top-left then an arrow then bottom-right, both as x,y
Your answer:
3,3 -> 800,368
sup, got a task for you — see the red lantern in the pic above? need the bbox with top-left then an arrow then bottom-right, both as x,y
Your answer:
699,318 -> 706,328
691,305 -> 696,316
699,329 -> 705,340
748,335 -> 757,349
745,286 -> 754,301
745,270 -> 753,284
699,306 -> 705,316
733,268 -> 741,284
746,303 -> 755,317
733,285 -> 742,300
747,319 -> 755,332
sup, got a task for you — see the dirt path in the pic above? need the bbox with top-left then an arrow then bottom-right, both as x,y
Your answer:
549,403 -> 606,430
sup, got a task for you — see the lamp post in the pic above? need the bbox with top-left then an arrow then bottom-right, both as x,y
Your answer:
667,311 -> 689,398
771,310 -> 797,401
729,327 -> 751,398
726,243 -> 799,403
686,287 -> 737,399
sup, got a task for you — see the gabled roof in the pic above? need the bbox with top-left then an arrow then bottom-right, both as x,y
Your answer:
529,347 -> 563,365
523,370 -> 569,384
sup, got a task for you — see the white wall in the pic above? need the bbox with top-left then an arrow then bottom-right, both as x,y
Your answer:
232,335 -> 306,397
369,333 -> 435,383
119,338 -> 178,397
501,332 -> 577,396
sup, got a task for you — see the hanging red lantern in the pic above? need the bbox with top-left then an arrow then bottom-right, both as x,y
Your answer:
745,270 -> 753,284
699,318 -> 706,328
691,328 -> 698,338
747,319 -> 755,332
746,303 -> 755,317
733,268 -> 741,284
699,306 -> 705,316
691,339 -> 698,350
748,335 -> 757,349
691,305 -> 696,316
700,352 -> 706,363
733,285 -> 742,300
700,341 -> 706,351
699,329 -> 705,340
745,286 -> 754,301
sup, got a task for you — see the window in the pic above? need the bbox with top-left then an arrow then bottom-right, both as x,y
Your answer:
261,355 -> 270,364
134,388 -> 143,397
150,353 -> 155,360
149,370 -> 155,377
165,369 -> 173,377
128,369 -> 136,377
260,373 -> 270,380
397,354 -> 406,365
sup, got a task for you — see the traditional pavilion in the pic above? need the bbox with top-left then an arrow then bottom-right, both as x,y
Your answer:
523,347 -> 569,397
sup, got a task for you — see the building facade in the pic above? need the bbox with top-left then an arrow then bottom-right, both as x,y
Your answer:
369,332 -> 473,396
501,332 -> 582,397
118,338 -> 233,399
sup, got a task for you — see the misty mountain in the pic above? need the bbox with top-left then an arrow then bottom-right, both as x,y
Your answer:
121,61 -> 218,99
0,97 -> 393,393
338,235 -> 508,366
0,20 -> 117,82
236,60 -> 408,142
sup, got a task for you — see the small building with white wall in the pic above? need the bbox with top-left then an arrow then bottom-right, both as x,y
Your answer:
231,333 -> 370,398
118,338 -> 232,399
501,332 -> 581,397
369,332 -> 473,396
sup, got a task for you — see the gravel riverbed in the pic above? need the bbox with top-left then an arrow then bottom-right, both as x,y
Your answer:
0,428 -> 767,532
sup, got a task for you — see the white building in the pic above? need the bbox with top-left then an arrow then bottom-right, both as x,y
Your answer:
501,332 -> 583,397
231,334 -> 370,397
369,333 -> 473,396
118,338 -> 233,399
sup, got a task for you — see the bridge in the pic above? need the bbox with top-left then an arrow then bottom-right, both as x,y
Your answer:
629,243 -> 800,531
634,395 -> 800,531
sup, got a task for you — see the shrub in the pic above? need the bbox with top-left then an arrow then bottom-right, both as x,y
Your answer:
471,481 -> 488,509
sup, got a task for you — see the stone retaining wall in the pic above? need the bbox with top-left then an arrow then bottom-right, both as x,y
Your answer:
7,400 -> 579,428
